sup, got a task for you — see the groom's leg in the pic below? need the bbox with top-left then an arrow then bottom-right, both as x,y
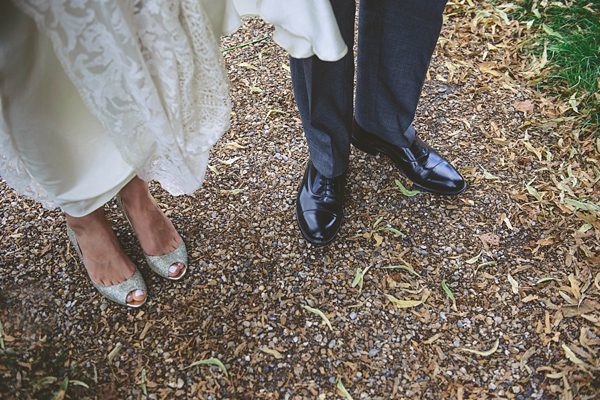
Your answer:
289,0 -> 356,179
355,0 -> 447,147
351,0 -> 465,195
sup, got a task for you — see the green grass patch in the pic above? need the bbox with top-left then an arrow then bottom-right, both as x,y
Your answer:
514,0 -> 600,135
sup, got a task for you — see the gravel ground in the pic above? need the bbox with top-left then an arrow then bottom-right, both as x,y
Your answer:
1,5 -> 599,400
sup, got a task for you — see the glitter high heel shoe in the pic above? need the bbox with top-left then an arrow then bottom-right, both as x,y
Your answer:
67,225 -> 147,308
116,195 -> 188,281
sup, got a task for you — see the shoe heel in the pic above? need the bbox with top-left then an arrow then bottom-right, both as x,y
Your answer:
351,119 -> 380,156
116,195 -> 188,281
351,136 -> 379,156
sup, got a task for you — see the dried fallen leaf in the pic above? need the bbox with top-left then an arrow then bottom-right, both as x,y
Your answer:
184,358 -> 229,377
33,377 -> 57,391
352,265 -> 372,292
337,378 -> 354,400
383,265 -> 422,279
54,376 -> 69,400
525,184 -> 542,201
482,168 -> 500,180
141,369 -> 147,396
507,273 -> 519,294
536,277 -> 558,284
458,339 -> 499,356
208,165 -> 219,175
225,142 -> 248,149
385,289 -> 430,309
302,305 -> 333,331
479,233 -> 500,251
424,333 -> 443,345
514,100 -> 535,113
442,280 -> 458,311
264,109 -> 287,122
237,62 -> 258,70
107,343 -> 122,362
562,344 -> 586,367
259,347 -> 283,359
373,233 -> 383,246
465,252 -> 482,264
220,188 -> 245,195
219,157 -> 241,166
520,347 -> 536,372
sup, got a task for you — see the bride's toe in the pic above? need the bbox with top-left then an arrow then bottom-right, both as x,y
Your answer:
168,262 -> 186,279
126,289 -> 147,306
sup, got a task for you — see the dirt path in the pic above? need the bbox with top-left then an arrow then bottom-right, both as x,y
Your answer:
1,4 -> 598,399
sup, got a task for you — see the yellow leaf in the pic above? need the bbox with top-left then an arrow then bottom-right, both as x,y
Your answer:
259,348 -> 283,359
237,62 -> 258,70
373,233 -> 383,246
482,168 -> 499,180
562,344 -> 585,366
225,142 -> 248,149
219,157 -> 241,166
492,137 -> 511,146
184,358 -> 229,377
424,333 -> 443,345
302,305 -> 333,331
465,252 -> 482,264
458,339 -> 499,356
523,142 -> 542,160
107,343 -> 122,362
385,290 -> 429,309
208,165 -> 219,175
507,273 -> 519,294
337,379 -> 354,400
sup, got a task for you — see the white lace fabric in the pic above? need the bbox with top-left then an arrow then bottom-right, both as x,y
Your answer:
2,0 -> 232,208
1,0 -> 346,212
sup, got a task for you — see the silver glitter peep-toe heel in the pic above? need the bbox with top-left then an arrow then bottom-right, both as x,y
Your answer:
116,195 -> 188,281
67,226 -> 147,308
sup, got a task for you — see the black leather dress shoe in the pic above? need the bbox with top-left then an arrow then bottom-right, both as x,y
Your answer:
351,119 -> 467,195
296,160 -> 345,245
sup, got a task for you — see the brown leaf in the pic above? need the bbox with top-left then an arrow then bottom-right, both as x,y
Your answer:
514,100 -> 535,113
479,233 -> 500,251
560,299 -> 600,318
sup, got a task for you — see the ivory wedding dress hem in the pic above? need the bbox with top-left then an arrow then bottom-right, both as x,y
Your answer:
0,0 -> 346,217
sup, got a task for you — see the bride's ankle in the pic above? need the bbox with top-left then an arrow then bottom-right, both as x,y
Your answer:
65,208 -> 106,233
118,176 -> 151,205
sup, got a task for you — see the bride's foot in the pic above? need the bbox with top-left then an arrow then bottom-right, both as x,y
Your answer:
118,177 -> 186,279
66,209 -> 147,307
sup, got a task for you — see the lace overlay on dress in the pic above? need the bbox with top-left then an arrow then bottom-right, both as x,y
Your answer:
1,0 -> 231,207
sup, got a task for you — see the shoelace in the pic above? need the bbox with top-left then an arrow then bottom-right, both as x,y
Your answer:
318,175 -> 335,195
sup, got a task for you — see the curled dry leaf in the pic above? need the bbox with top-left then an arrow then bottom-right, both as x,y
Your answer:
441,280 -> 458,312
479,233 -> 500,251
507,273 -> 519,294
458,339 -> 499,356
424,333 -> 443,345
302,305 -> 333,331
385,289 -> 430,309
107,343 -> 122,362
259,347 -> 283,359
514,100 -> 535,113
337,378 -> 354,400
184,358 -> 229,377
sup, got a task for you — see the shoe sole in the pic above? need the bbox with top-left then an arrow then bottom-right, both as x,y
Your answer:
351,135 -> 468,196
